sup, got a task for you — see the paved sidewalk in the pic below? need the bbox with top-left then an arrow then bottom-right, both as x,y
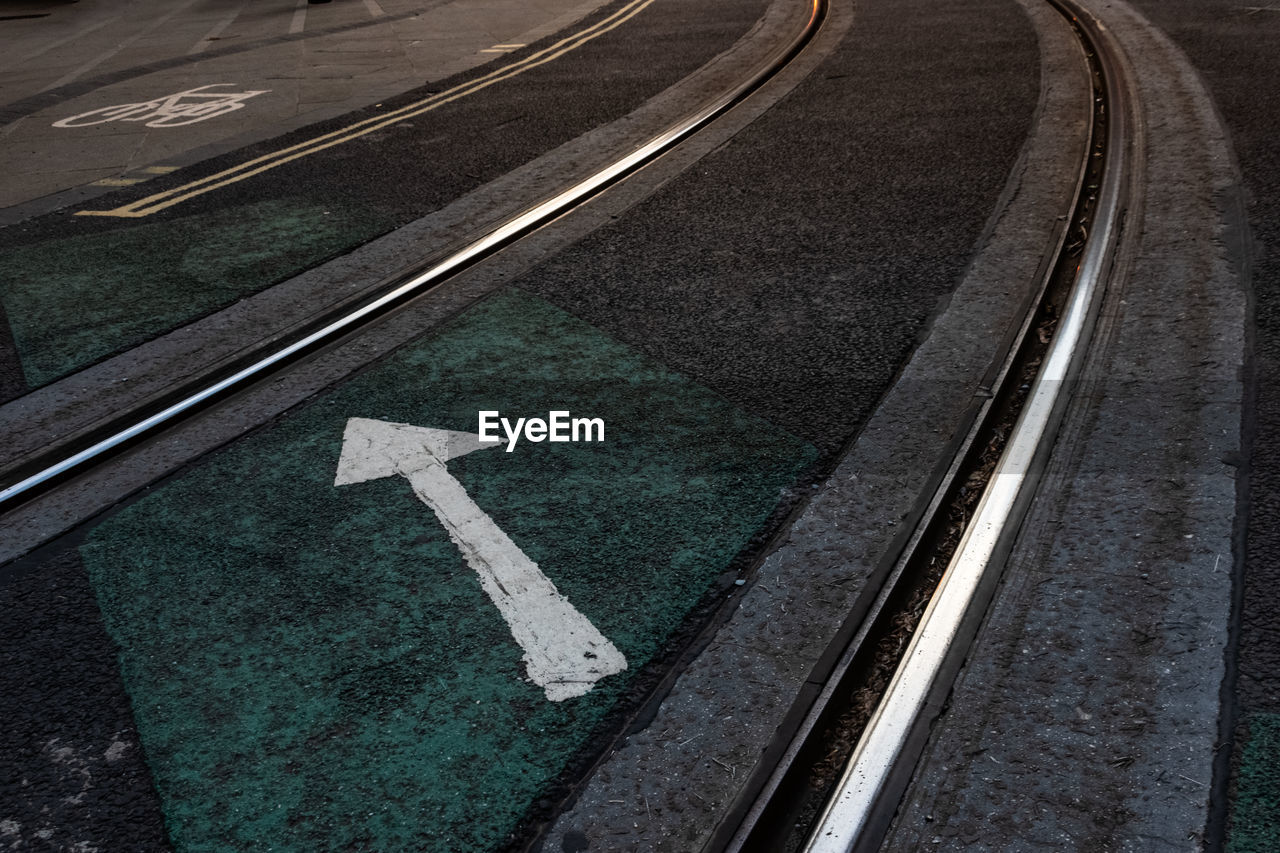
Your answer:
0,0 -> 610,209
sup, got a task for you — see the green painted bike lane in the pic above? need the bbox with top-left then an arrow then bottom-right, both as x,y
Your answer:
1230,713 -> 1280,853
0,198 -> 392,387
78,289 -> 816,850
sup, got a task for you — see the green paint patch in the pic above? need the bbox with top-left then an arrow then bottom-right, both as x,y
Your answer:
0,199 -> 391,386
79,289 -> 816,851
1230,712 -> 1280,852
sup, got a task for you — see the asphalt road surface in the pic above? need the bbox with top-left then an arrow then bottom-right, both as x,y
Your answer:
3,0 -> 1278,849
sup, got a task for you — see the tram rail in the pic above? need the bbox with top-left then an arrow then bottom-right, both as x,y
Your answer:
719,0 -> 1134,848
0,0 -> 1139,848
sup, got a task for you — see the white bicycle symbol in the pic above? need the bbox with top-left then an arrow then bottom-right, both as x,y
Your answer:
53,84 -> 270,129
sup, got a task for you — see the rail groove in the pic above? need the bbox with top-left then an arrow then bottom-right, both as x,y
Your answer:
719,0 -> 1131,849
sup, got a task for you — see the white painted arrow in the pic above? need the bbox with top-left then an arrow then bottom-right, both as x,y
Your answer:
334,417 -> 627,701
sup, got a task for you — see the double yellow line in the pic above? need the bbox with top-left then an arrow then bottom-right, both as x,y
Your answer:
78,0 -> 656,219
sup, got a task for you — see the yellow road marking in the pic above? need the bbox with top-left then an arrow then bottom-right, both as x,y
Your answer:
141,165 -> 179,174
92,177 -> 146,187
77,0 -> 656,219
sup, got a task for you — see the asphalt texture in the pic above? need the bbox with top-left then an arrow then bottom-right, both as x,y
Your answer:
1110,1 -> 1280,847
523,0 -> 1040,457
0,0 -> 614,211
539,0 -> 1086,843
1090,1 -> 1280,845
0,2 -> 451,127
0,550 -> 169,851
0,0 -> 1052,848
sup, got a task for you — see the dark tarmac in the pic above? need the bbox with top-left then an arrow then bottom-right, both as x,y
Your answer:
2,0 -> 1278,847
1122,0 -> 1280,848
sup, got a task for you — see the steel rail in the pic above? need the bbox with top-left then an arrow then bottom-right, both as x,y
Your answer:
0,0 -> 825,510
799,0 -> 1130,850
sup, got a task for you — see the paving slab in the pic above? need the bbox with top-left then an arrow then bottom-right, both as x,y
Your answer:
0,0 -> 613,209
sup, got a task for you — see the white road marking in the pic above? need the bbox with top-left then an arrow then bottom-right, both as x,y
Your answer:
53,85 -> 270,129
289,0 -> 308,35
362,0 -> 386,18
334,418 -> 627,701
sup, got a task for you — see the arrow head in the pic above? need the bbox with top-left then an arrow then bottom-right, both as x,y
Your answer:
335,417 -> 495,486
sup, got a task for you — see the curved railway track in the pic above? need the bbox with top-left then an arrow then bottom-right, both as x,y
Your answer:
0,0 -> 1148,848
717,0 -> 1135,849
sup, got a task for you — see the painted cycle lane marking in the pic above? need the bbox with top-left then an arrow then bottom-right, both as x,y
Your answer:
78,289 -> 816,850
334,417 -> 627,701
76,0 -> 656,219
52,84 -> 270,128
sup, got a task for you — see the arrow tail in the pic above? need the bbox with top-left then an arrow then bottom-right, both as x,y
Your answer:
408,464 -> 627,701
